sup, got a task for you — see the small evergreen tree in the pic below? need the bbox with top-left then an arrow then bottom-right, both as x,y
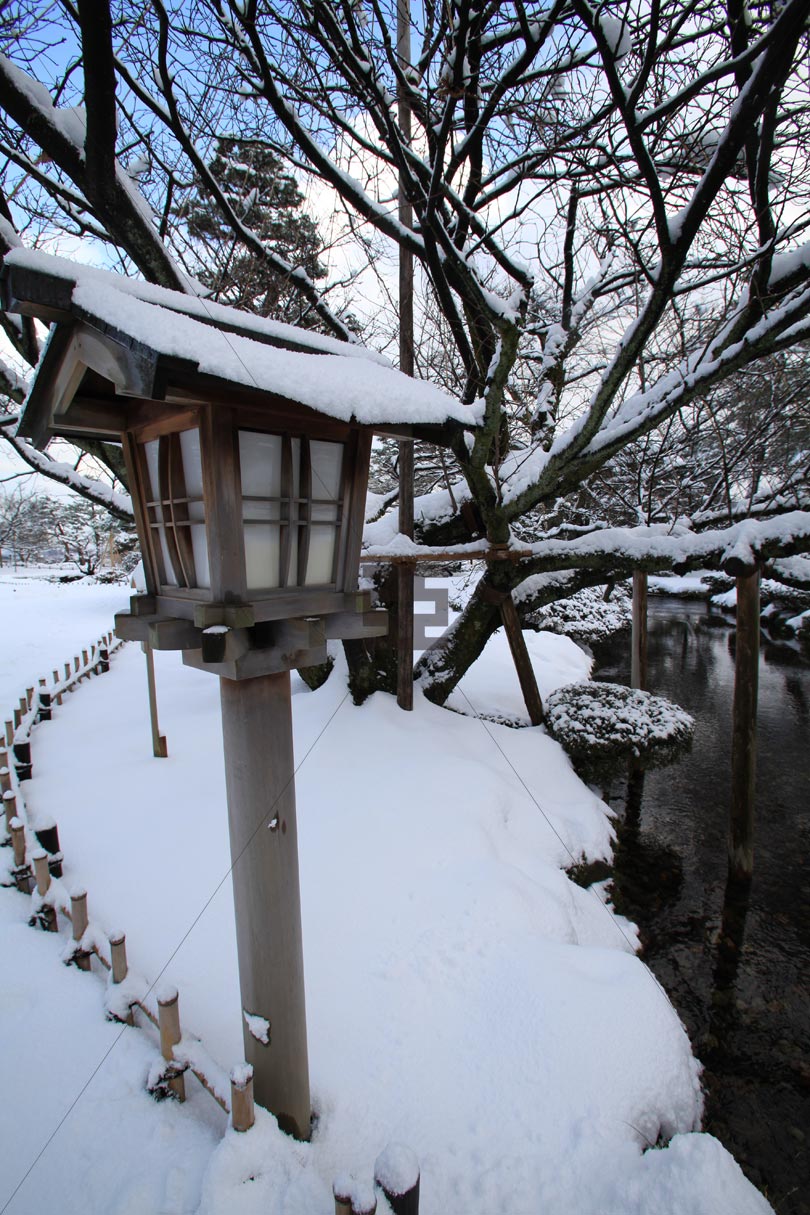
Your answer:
179,139 -> 327,326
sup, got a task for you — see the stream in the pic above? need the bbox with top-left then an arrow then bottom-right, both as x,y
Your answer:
593,599 -> 810,1214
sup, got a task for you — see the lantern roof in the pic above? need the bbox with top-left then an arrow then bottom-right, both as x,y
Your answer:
2,248 -> 480,447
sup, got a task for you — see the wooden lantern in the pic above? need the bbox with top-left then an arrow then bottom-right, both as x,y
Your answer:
2,248 -> 464,1139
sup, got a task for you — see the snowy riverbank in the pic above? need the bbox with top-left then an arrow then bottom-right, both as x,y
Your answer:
0,578 -> 773,1214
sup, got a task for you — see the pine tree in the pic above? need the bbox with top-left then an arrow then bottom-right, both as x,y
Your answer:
180,139 -> 327,326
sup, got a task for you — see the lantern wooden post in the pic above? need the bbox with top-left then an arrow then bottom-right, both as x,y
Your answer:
729,570 -> 760,880
631,571 -> 648,691
219,670 -> 311,1141
142,644 -> 168,758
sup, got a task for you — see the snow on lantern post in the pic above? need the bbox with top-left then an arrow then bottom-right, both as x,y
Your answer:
3,252 -> 393,1140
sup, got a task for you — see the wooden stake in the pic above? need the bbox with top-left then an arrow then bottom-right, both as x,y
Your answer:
10,818 -> 25,868
3,791 -> 15,832
230,1064 -> 255,1132
219,670 -> 311,1140
143,645 -> 168,758
4,720 -> 12,746
375,1145 -> 420,1215
13,740 -> 32,781
157,987 -> 186,1101
110,931 -> 128,984
334,1180 -> 377,1215
0,765 -> 11,795
34,822 -> 63,878
729,570 -> 760,880
33,849 -> 51,896
13,707 -> 21,730
631,571 -> 648,691
499,593 -> 544,725
53,671 -> 63,705
25,687 -> 34,709
71,889 -> 91,971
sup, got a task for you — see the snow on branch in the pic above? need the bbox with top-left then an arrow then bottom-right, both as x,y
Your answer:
0,424 -> 133,521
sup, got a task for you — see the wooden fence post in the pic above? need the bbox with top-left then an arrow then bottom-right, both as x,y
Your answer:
34,821 -> 63,877
157,987 -> 186,1101
729,569 -> 760,880
70,889 -> 92,970
110,931 -> 128,984
333,1179 -> 377,1215
10,818 -> 31,893
13,740 -> 32,782
230,1064 -> 255,1132
374,1145 -> 420,1215
32,850 -> 58,931
631,570 -> 648,691
3,791 -> 16,832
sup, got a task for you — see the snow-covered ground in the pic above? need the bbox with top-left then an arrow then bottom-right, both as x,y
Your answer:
0,574 -> 773,1214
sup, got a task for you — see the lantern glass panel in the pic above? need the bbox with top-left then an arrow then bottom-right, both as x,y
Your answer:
142,431 -> 209,591
179,429 -> 210,590
239,430 -> 345,591
305,440 -> 343,586
144,438 -> 178,587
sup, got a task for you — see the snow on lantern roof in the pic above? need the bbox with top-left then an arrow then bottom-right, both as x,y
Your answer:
2,247 -> 479,446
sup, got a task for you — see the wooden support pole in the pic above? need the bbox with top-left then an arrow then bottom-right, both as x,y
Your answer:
143,645 -> 168,758
729,570 -> 760,880
499,593 -> 544,725
230,1064 -> 255,1132
157,986 -> 186,1101
396,0 -> 415,713
397,561 -> 415,711
631,571 -> 648,690
219,670 -> 311,1140
375,1145 -> 421,1215
70,889 -> 92,971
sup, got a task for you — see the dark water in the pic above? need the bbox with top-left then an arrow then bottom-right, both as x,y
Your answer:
594,600 -> 810,1214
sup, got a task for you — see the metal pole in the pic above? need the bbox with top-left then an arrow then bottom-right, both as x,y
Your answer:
219,670 -> 311,1140
397,0 -> 415,711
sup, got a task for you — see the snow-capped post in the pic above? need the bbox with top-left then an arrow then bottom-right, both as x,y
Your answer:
374,1143 -> 420,1214
70,889 -> 91,970
229,1063 -> 255,1132
109,930 -> 128,984
333,1177 -> 377,1215
4,790 -> 16,832
142,644 -> 168,758
34,821 -> 63,877
631,571 -> 648,691
0,760 -> 10,795
32,850 -> 57,931
396,0 -> 415,714
157,986 -> 186,1102
13,740 -> 32,782
52,671 -> 62,704
10,818 -> 31,893
729,569 -> 760,881
4,721 -> 12,747
98,644 -> 110,674
4,249 -> 469,1143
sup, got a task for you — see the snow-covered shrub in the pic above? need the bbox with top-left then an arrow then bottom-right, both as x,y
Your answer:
526,584 -> 632,645
545,682 -> 694,784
